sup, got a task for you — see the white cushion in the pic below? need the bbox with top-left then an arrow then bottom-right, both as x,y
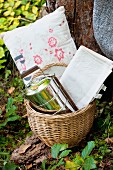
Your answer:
2,6 -> 76,84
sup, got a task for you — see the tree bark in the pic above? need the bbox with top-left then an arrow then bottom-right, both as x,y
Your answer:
10,134 -> 50,169
46,0 -> 103,54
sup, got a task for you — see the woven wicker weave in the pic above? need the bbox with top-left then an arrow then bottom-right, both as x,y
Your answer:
26,63 -> 96,148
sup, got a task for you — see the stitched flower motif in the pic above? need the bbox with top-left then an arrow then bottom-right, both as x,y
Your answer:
20,58 -> 26,70
14,54 -> 26,71
48,37 -> 57,48
50,51 -> 53,54
55,48 -> 64,61
33,55 -> 42,64
29,43 -> 32,50
19,49 -> 24,54
59,20 -> 65,26
49,29 -> 53,33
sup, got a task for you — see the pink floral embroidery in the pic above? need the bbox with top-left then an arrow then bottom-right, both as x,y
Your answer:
48,37 -> 57,48
22,65 -> 26,70
15,54 -> 26,71
29,43 -> 32,50
49,29 -> 53,33
50,51 -> 53,54
33,55 -> 42,64
55,48 -> 64,61
20,58 -> 26,70
45,49 -> 48,51
19,49 -> 24,54
59,20 -> 65,26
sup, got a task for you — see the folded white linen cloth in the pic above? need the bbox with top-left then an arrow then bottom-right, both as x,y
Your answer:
60,45 -> 113,109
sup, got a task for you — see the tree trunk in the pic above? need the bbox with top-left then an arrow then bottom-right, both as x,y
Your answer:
46,0 -> 103,54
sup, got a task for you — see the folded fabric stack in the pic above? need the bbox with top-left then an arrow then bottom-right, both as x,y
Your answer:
60,46 -> 113,109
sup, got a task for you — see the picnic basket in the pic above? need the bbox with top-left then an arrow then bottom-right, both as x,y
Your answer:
25,63 -> 96,148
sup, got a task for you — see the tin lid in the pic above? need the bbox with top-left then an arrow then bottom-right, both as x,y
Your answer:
26,78 -> 51,96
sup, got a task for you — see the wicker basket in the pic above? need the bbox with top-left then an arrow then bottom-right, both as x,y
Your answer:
26,63 -> 96,148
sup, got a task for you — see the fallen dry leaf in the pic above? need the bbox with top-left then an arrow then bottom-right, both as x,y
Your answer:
35,155 -> 47,164
0,105 -> 5,112
25,164 -> 32,169
64,157 -> 70,161
105,137 -> 113,144
8,87 -> 15,94
99,161 -> 106,168
47,153 -> 52,159
19,144 -> 31,154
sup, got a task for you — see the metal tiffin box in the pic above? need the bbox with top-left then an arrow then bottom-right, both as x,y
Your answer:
25,74 -> 78,114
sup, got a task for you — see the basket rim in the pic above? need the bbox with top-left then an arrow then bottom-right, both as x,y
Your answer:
26,100 -> 96,119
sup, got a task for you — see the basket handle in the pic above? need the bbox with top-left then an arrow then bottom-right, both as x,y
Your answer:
21,65 -> 39,79
33,63 -> 67,79
21,63 -> 67,79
